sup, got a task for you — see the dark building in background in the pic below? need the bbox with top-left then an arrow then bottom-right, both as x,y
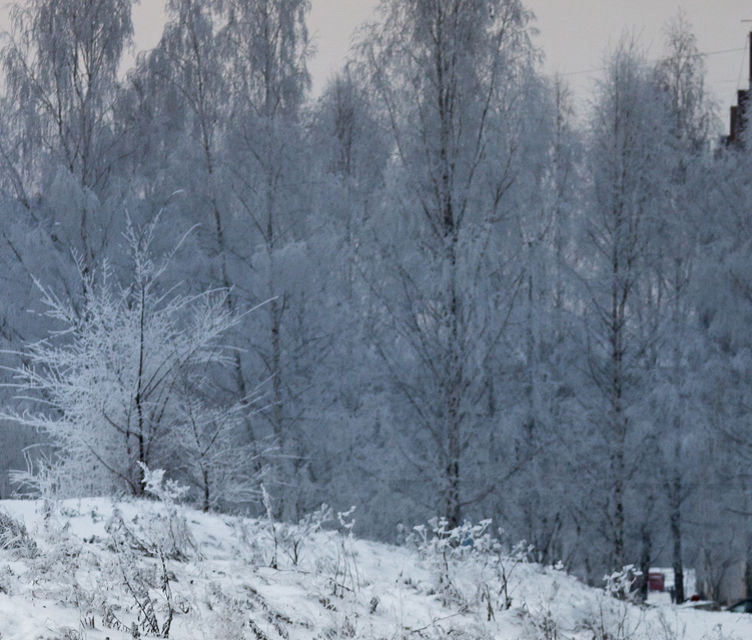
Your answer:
724,32 -> 752,146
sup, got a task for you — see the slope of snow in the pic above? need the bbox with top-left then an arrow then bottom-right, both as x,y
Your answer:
0,497 -> 748,640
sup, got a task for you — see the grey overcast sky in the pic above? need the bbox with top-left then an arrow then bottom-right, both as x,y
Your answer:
5,0 -> 752,130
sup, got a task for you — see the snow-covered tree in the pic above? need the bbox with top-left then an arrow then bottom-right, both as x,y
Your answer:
6,217 -> 244,499
358,0 -> 542,527
1,0 -> 134,275
579,38 -> 670,570
692,133 -> 752,600
500,75 -> 584,568
647,12 -> 715,603
172,377 -> 268,512
213,0 -> 315,516
122,0 -> 263,451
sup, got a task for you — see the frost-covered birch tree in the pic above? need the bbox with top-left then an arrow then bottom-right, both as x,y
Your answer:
1,0 -> 134,276
580,39 -> 670,570
647,12 -> 714,603
302,69 -> 393,526
212,0 -> 315,516
693,125 -> 752,600
501,76 -> 583,567
358,0 -> 541,527
0,0 -> 137,496
123,0 -> 264,451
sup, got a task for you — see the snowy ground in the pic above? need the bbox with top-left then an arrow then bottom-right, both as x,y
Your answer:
0,497 -> 750,640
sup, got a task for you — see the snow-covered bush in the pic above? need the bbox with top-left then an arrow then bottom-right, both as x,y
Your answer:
8,446 -> 61,502
228,515 -> 267,566
331,506 -> 359,597
700,624 -> 743,640
604,565 -> 641,601
277,503 -> 333,567
197,584 -> 255,640
408,517 -> 538,620
4,215 -> 254,503
522,606 -> 562,640
411,517 -> 494,607
518,580 -> 567,640
488,537 -> 535,613
108,465 -> 198,562
0,509 -> 37,558
173,389 -> 267,512
102,529 -> 184,638
656,610 -> 687,640
579,566 -> 647,640
101,468 -> 197,637
580,599 -> 645,640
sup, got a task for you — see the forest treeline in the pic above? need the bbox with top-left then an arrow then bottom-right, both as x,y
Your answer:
0,0 -> 750,601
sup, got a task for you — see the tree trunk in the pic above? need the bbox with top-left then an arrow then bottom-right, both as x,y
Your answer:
745,521 -> 752,598
438,27 -> 462,529
445,245 -> 462,529
134,284 -> 147,496
670,468 -> 685,603
202,467 -> 210,513
610,203 -> 627,570
639,521 -> 652,603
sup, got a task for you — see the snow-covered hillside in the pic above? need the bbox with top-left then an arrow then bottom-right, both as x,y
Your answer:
0,497 -> 749,640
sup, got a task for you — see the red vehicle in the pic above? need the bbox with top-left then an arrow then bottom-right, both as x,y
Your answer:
648,571 -> 665,592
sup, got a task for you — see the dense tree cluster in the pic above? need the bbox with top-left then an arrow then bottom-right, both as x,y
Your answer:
0,0 -> 749,599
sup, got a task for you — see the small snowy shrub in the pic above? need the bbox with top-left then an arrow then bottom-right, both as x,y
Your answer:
522,607 -> 561,640
700,624 -> 742,640
108,465 -> 198,562
25,515 -> 104,617
198,586 -> 252,640
51,626 -> 86,640
229,516 -> 266,566
579,567 -> 646,640
9,446 -> 63,503
200,581 -> 302,640
142,463 -> 197,561
580,599 -> 637,640
278,503 -> 333,567
408,518 -> 535,618
656,610 -> 687,640
104,534 -> 184,638
411,517 -> 494,608
98,468 -> 196,636
0,509 -> 38,558
520,583 -> 564,640
105,515 -> 190,637
331,506 -> 359,598
604,565 -> 640,602
490,537 -> 534,612
0,564 -> 16,594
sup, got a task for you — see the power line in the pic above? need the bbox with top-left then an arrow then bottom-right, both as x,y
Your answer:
735,35 -> 748,88
558,45 -> 747,78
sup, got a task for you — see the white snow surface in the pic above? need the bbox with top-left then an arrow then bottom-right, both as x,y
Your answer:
0,497 -> 748,639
